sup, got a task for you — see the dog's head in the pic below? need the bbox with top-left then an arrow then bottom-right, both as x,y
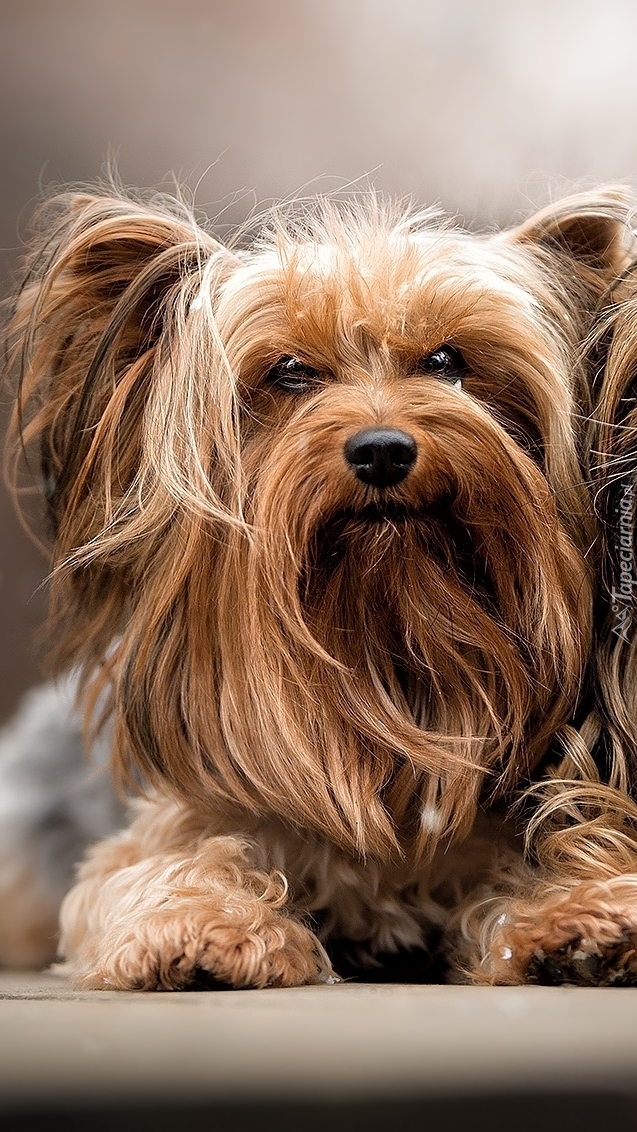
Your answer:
6,186 -> 632,858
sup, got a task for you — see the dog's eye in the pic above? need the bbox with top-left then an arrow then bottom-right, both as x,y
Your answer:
416,345 -> 466,388
265,356 -> 320,394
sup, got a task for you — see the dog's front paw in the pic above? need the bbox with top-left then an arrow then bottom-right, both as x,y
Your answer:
60,823 -> 339,992
72,900 -> 334,991
477,876 -> 637,986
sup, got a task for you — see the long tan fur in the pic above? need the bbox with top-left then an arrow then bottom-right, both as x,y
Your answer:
7,183 -> 637,987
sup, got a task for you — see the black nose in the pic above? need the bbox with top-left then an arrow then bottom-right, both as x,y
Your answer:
344,428 -> 417,488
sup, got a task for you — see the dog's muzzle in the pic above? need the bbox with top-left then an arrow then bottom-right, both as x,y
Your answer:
344,427 -> 417,488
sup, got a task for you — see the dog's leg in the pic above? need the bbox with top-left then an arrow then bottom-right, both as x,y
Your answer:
464,874 -> 637,986
59,799 -> 334,990
452,789 -> 637,986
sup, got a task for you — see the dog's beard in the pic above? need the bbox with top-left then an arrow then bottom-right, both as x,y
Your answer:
303,492 -> 562,750
210,429 -> 590,862
304,502 -> 496,705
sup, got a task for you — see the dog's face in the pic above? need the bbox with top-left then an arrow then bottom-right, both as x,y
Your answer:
8,188 -> 632,859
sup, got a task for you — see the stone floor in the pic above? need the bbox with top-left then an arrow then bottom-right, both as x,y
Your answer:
1,971 -> 637,1129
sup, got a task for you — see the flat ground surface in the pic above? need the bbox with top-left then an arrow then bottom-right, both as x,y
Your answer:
2,971 -> 637,1130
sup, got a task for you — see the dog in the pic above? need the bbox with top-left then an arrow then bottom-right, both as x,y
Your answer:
4,183 -> 637,989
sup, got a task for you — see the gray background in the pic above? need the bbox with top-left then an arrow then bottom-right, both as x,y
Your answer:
2,0 -> 637,720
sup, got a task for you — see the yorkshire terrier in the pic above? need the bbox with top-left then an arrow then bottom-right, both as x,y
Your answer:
4,183 -> 637,989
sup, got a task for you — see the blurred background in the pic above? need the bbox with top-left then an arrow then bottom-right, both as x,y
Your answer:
3,0 -> 637,720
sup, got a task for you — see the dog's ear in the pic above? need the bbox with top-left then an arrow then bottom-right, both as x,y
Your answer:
5,189 -> 240,669
510,187 -> 635,293
515,191 -> 637,793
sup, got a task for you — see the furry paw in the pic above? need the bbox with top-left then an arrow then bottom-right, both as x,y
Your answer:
477,876 -> 637,986
60,830 -> 337,992
73,903 -> 334,991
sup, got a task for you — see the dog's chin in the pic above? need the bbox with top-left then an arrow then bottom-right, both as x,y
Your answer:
320,486 -> 458,530
310,501 -> 422,573
340,499 -> 424,524
307,490 -> 481,588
